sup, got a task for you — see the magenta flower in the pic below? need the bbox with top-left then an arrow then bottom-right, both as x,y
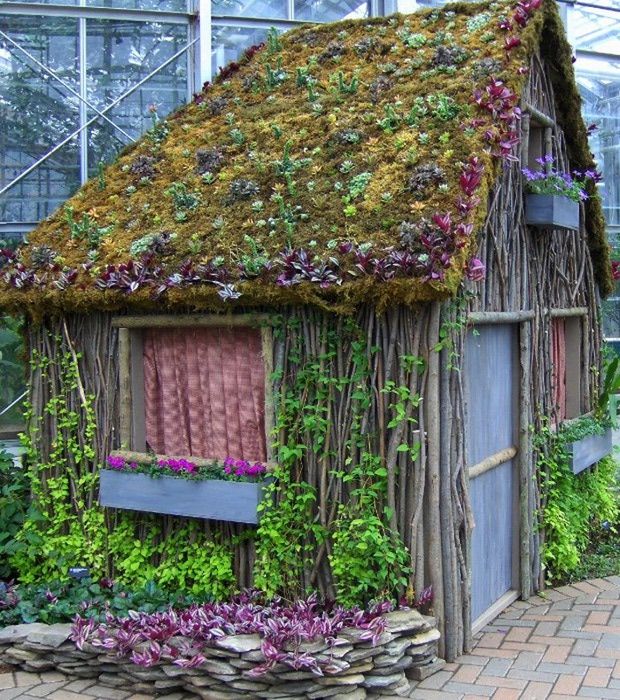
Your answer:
106,455 -> 126,470
224,457 -> 267,478
157,458 -> 197,473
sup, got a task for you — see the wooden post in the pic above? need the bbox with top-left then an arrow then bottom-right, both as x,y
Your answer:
118,327 -> 132,449
425,302 -> 445,654
261,326 -> 275,461
519,321 -> 532,600
521,112 -> 531,169
439,341 -> 457,661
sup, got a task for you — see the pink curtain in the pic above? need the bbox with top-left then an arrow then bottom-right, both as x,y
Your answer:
142,327 -> 267,461
551,319 -> 567,422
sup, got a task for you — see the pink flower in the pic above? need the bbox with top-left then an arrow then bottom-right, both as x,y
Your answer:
223,457 -> 267,478
106,455 -> 126,470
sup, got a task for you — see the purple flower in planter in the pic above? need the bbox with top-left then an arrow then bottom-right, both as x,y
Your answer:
522,157 -> 598,203
223,457 -> 267,478
106,455 -> 127,470
158,458 -> 197,474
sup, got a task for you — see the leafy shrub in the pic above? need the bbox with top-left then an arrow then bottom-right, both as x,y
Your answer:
0,315 -> 25,426
329,452 -> 411,608
0,447 -> 29,579
537,417 -> 619,583
0,577 -> 210,625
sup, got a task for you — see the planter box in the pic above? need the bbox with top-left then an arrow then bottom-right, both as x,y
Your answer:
566,428 -> 613,475
99,470 -> 270,524
525,194 -> 579,232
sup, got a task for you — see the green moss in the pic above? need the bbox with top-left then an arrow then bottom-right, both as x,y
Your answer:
0,0 -> 609,313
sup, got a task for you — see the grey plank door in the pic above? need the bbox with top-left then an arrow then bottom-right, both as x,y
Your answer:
465,325 -> 518,623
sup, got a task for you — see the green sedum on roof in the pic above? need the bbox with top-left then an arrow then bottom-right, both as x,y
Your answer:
0,0 -> 611,315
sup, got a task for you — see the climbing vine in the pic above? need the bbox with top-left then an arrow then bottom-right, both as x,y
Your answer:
255,315 -> 414,605
13,342 -> 236,597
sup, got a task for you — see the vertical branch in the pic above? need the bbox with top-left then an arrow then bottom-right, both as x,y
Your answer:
425,301 -> 444,650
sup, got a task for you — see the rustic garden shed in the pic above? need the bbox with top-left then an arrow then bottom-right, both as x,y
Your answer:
0,0 -> 612,661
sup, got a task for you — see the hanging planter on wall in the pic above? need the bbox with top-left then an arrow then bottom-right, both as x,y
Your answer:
525,194 -> 580,232
99,455 -> 272,524
565,427 -> 613,475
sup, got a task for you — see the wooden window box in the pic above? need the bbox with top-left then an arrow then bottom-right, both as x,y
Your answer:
525,194 -> 579,232
565,428 -> 613,475
99,469 -> 270,524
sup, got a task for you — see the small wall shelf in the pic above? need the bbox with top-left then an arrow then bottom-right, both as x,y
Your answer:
99,470 -> 270,524
525,194 -> 579,232
565,428 -> 613,475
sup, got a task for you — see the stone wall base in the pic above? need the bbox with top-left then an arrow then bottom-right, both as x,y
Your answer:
0,610 -> 441,698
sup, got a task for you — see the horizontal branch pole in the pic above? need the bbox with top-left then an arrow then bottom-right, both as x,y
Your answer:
524,103 -> 556,128
112,314 -> 272,328
549,307 -> 588,318
468,311 -> 535,324
468,446 -> 518,480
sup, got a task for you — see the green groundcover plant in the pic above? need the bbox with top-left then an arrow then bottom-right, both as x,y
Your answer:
0,577 -> 211,626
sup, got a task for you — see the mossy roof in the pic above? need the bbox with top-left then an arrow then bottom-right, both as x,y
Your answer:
0,0 -> 611,315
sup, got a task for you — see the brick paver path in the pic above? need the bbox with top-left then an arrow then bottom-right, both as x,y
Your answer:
0,575 -> 618,700
409,575 -> 620,699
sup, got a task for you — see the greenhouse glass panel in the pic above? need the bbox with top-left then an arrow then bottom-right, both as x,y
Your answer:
212,0 -> 287,20
0,142 -> 79,224
1,0 -> 79,5
85,19 -> 188,172
1,0 -> 187,6
294,0 -> 368,21
211,25 -> 269,76
574,56 -> 620,228
86,0 -> 188,9
0,16 -> 80,222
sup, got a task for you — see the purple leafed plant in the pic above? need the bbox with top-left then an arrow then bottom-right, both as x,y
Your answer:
95,256 -> 162,294
3,264 -> 40,290
0,249 -> 16,270
71,591 -> 392,677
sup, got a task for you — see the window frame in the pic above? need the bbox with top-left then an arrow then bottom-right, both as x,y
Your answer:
112,314 -> 274,461
549,308 -> 587,422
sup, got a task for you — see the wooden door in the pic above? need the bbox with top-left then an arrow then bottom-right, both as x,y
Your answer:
465,325 -> 518,626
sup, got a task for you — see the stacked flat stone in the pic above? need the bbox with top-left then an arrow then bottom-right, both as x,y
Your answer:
0,609 -> 443,699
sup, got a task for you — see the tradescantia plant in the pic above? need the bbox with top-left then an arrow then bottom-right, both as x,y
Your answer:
71,590 -> 391,676
522,155 -> 601,203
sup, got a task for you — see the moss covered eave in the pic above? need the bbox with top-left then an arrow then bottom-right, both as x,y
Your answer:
0,0 -> 611,313
0,276 -> 458,321
537,2 -> 612,297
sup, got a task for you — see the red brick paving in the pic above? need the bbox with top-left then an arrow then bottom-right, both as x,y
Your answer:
409,575 -> 620,699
